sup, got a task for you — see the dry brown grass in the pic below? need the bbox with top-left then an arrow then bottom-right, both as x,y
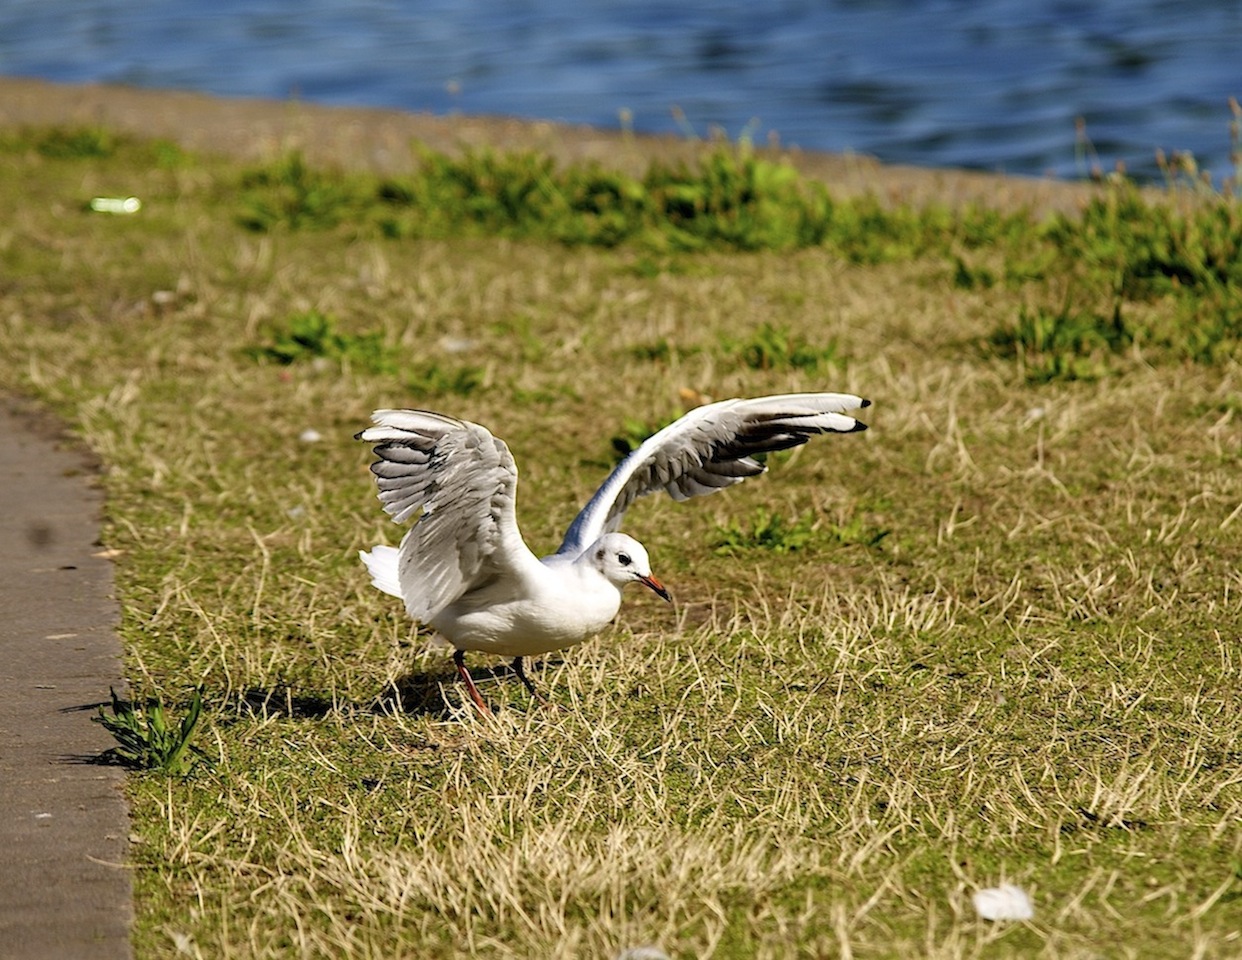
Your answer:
1,126 -> 1240,958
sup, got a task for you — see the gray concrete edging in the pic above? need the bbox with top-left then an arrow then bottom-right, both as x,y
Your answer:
0,399 -> 132,960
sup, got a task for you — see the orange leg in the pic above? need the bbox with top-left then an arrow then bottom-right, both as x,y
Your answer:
453,649 -> 493,715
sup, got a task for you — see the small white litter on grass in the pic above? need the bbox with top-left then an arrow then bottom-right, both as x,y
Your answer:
973,883 -> 1034,921
90,196 -> 141,214
615,948 -> 670,960
299,428 -> 322,443
438,335 -> 476,353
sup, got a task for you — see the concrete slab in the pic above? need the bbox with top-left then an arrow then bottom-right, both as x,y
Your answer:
0,399 -> 132,960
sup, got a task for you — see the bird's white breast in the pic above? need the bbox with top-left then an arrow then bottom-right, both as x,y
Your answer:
428,556 -> 622,658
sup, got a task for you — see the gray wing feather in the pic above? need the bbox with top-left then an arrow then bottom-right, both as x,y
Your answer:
357,409 -> 535,622
556,392 -> 869,556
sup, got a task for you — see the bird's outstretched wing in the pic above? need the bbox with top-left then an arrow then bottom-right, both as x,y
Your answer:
357,410 -> 538,621
556,393 -> 869,557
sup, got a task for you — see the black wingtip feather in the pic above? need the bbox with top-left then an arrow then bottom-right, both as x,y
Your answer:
850,421 -> 868,432
859,398 -> 872,408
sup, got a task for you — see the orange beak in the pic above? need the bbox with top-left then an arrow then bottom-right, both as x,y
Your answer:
639,573 -> 671,602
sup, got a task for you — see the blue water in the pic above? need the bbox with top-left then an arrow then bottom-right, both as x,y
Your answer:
2,0 -> 1240,182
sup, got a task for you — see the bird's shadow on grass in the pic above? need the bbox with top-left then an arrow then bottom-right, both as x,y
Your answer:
373,659 -> 565,718
371,670 -> 459,719
373,664 -> 512,719
231,682 -> 454,721
239,687 -> 338,720
230,681 -> 464,722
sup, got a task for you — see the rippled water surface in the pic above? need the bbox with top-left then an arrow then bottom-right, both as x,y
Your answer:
2,0 -> 1239,181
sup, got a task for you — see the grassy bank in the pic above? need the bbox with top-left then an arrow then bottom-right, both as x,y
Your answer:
1,125 -> 1240,958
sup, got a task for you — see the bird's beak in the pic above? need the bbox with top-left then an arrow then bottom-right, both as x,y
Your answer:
639,573 -> 671,602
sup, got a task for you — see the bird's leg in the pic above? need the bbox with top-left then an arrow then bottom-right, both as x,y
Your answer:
511,657 -> 549,706
453,649 -> 492,715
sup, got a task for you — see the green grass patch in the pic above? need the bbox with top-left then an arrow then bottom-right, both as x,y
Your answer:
713,508 -> 821,554
728,321 -> 839,372
234,143 -> 1039,261
1054,181 -> 1242,298
988,302 -> 1133,383
247,310 -> 398,374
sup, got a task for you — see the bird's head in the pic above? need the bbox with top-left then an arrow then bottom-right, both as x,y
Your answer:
587,533 -> 671,601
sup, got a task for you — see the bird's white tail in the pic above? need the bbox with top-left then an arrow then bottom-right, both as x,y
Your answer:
359,545 -> 402,598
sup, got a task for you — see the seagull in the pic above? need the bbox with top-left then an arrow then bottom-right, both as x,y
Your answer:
357,393 -> 870,712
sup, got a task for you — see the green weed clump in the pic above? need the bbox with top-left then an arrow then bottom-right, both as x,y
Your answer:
640,149 -> 833,251
1064,184 -> 1242,363
404,361 -> 486,397
93,688 -> 207,775
713,508 -> 819,554
247,310 -> 397,374
629,337 -> 693,363
714,509 -> 889,554
822,513 -> 892,548
1166,286 -> 1242,363
28,125 -> 120,159
0,124 -> 187,166
239,152 -> 362,231
988,303 -> 1132,383
1055,182 -> 1242,300
729,321 -> 838,372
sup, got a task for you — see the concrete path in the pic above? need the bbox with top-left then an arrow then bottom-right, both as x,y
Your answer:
0,399 -> 132,959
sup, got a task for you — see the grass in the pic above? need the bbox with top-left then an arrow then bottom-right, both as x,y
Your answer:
1,124 -> 1241,958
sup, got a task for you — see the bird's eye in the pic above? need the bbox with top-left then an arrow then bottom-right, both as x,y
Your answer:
618,553 -> 632,566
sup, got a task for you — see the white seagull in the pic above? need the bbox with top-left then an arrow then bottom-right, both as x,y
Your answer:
357,393 -> 870,712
